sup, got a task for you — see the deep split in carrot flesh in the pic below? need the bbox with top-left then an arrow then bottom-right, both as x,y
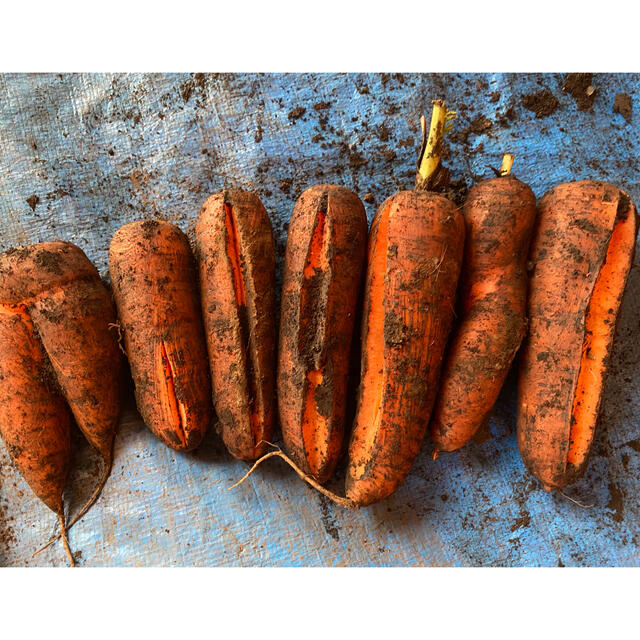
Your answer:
224,203 -> 261,444
159,340 -> 187,448
300,208 -> 331,476
568,206 -> 636,467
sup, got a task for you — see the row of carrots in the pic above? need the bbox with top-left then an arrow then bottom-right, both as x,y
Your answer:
0,101 -> 637,565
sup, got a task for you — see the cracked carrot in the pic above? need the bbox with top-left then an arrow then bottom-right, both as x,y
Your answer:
196,190 -> 276,461
430,156 -> 537,454
517,181 -> 638,490
0,241 -> 122,565
278,185 -> 367,484
109,220 -> 211,451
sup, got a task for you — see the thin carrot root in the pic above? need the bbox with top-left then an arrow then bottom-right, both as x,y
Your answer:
559,490 -> 594,509
32,455 -> 113,558
58,514 -> 75,567
229,446 -> 356,508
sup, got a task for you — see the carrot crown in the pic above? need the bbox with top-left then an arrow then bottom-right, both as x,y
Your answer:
415,99 -> 456,191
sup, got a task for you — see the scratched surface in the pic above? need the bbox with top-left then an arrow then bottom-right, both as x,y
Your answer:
0,73 -> 639,567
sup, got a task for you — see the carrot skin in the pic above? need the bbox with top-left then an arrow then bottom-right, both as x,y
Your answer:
196,190 -> 277,461
517,181 -> 638,490
109,220 -> 211,451
0,241 -> 121,515
430,176 -> 537,452
0,305 -> 71,515
346,191 -> 465,506
278,185 -> 368,484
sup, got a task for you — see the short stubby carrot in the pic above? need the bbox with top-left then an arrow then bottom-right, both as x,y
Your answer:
109,220 -> 211,451
517,181 -> 638,490
278,185 -> 368,484
430,166 -> 537,453
0,241 -> 123,564
345,190 -> 465,506
196,190 -> 277,461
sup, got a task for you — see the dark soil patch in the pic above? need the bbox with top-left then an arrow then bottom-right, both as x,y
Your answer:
288,107 -> 306,122
613,93 -> 632,122
26,195 -> 40,211
562,73 -> 596,111
522,89 -> 560,118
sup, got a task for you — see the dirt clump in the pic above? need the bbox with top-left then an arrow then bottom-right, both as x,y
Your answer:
522,89 -> 560,118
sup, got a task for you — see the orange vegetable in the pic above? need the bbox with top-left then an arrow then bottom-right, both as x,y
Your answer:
0,242 -> 122,565
430,158 -> 537,453
196,190 -> 277,461
346,101 -> 465,506
517,181 -> 637,490
109,220 -> 211,451
278,185 -> 367,483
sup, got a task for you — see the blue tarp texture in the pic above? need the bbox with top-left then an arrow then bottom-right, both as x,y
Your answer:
0,72 -> 638,567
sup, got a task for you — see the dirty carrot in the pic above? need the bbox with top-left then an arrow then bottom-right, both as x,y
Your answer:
517,181 -> 638,490
0,242 -> 122,565
346,101 -> 465,506
278,184 -> 368,483
195,190 -> 277,461
109,220 -> 211,451
429,154 -> 537,454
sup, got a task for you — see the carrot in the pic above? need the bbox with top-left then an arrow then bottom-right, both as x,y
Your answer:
195,190 -> 276,461
517,181 -> 638,490
109,220 -> 211,451
278,184 -> 367,483
0,242 -> 122,565
346,102 -> 465,506
429,155 -> 537,453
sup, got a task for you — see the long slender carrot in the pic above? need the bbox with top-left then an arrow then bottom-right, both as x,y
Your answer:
429,155 -> 537,453
346,102 -> 464,505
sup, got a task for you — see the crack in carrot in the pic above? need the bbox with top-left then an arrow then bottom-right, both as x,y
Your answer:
224,203 -> 260,449
299,205 -> 332,476
568,202 -> 636,467
160,340 -> 187,447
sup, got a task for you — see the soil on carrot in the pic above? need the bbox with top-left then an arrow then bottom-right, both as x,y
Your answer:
521,89 -> 560,118
562,73 -> 596,111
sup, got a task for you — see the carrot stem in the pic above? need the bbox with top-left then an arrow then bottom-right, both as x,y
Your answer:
416,100 -> 455,190
229,446 -> 356,508
499,153 -> 514,176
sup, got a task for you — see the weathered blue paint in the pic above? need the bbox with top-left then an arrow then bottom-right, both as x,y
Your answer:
0,73 -> 638,566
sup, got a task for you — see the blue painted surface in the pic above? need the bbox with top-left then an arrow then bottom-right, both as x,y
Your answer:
0,73 -> 638,566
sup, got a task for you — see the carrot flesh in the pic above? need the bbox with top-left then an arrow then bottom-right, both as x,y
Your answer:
568,207 -> 637,466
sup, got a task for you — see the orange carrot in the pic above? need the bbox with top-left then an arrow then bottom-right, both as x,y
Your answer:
517,181 -> 638,490
278,185 -> 367,483
430,156 -> 537,453
0,242 -> 122,565
109,220 -> 211,451
345,101 -> 465,506
196,190 -> 276,461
